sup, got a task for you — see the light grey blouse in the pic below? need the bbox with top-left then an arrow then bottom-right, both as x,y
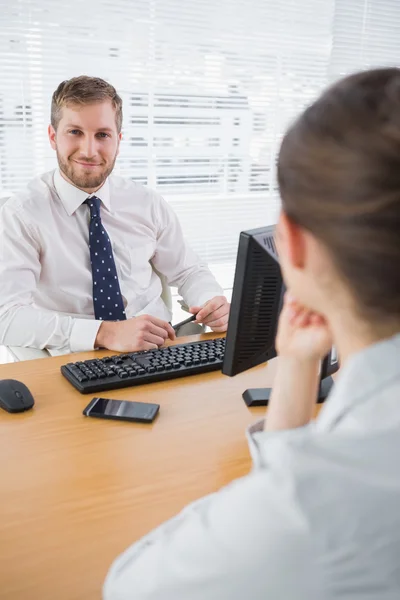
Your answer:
104,333 -> 400,600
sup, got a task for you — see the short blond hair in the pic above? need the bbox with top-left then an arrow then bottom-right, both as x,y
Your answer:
51,75 -> 123,132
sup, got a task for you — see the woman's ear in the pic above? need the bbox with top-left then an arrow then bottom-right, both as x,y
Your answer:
276,211 -> 306,270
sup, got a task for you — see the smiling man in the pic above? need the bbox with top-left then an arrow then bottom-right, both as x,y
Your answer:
0,76 -> 229,354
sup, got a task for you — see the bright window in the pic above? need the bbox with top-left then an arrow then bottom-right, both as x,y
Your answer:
1,0 -> 400,296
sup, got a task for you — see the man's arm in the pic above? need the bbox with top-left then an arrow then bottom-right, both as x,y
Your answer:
0,204 -> 100,353
150,195 -> 224,308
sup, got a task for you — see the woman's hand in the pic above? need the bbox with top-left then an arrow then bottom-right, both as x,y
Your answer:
276,293 -> 333,361
265,294 -> 333,432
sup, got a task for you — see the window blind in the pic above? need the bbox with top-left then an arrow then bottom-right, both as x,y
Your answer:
1,0 -> 399,290
330,0 -> 400,79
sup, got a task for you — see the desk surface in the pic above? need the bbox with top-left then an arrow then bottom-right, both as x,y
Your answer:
0,334 -> 293,599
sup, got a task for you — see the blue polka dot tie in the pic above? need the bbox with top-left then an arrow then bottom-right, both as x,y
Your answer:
86,196 -> 126,322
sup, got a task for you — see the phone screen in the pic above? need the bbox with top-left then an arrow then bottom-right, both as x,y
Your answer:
84,397 -> 159,423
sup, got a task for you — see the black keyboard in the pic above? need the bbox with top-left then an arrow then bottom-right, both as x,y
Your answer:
61,337 -> 226,393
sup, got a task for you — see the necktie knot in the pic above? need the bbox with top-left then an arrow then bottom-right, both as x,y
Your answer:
85,195 -> 101,219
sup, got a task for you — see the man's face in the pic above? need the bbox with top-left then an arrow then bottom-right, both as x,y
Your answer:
48,100 -> 121,193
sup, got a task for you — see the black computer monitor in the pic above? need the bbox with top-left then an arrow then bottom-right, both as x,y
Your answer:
222,225 -> 338,406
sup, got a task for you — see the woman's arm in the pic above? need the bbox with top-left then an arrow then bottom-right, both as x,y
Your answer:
265,294 -> 333,432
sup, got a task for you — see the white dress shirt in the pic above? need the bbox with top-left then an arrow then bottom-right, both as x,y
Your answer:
0,170 -> 223,354
104,333 -> 400,600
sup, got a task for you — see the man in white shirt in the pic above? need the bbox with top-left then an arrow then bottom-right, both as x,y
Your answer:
0,76 -> 229,355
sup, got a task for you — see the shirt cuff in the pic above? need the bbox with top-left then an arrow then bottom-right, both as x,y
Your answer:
246,418 -> 314,469
195,289 -> 225,308
70,318 -> 102,352
246,419 -> 267,468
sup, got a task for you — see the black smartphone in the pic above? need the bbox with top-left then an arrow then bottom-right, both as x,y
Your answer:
83,397 -> 160,423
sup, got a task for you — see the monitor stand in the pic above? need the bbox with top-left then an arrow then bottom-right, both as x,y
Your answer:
242,352 -> 336,407
242,375 -> 334,407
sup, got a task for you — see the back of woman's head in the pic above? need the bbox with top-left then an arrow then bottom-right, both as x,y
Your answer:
278,68 -> 400,325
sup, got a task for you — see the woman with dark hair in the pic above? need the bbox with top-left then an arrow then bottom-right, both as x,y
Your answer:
104,68 -> 400,600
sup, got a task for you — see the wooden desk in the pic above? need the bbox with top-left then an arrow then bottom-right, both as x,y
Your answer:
0,334 -> 279,599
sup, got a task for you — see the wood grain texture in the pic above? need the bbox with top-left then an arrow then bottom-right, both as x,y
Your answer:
0,333 -> 317,599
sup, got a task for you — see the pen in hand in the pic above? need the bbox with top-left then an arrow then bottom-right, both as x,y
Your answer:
172,313 -> 198,332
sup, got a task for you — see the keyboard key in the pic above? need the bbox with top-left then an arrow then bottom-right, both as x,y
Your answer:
134,357 -> 151,368
76,374 -> 88,382
65,364 -> 84,378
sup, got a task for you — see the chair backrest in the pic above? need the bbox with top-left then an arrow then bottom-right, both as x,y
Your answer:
154,269 -> 173,312
7,346 -> 50,361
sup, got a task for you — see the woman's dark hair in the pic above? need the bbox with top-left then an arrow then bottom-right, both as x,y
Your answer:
278,67 -> 400,323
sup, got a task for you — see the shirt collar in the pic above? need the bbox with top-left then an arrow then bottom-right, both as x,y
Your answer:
317,332 -> 400,430
53,168 -> 112,216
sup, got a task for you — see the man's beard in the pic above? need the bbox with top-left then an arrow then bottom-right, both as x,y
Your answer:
56,150 -> 117,190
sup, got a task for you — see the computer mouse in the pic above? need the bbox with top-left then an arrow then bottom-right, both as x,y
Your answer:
0,379 -> 35,413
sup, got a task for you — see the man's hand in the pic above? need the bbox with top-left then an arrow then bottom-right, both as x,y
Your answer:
95,315 -> 176,352
189,296 -> 230,332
